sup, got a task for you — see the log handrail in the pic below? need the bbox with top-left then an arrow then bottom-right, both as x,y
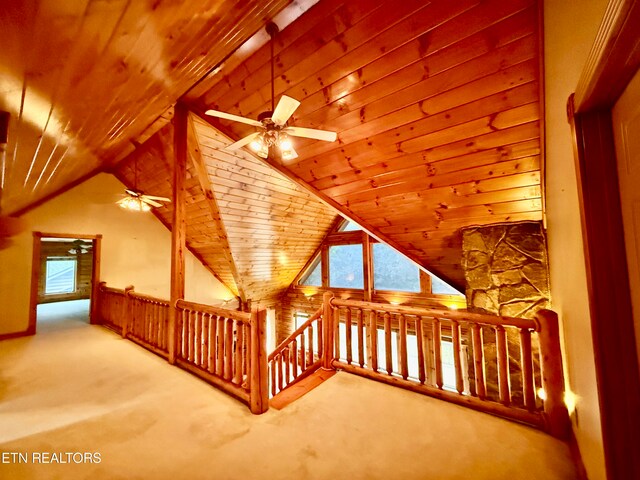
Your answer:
267,302 -> 325,398
329,298 -> 537,330
269,306 -> 322,362
176,298 -> 251,323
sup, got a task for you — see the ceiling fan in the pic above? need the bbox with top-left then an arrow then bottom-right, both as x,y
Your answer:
205,22 -> 337,161
117,156 -> 170,212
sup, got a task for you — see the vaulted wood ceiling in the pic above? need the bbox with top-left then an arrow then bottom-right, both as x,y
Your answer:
1,0 -> 543,295
189,0 -> 543,287
114,115 -> 337,301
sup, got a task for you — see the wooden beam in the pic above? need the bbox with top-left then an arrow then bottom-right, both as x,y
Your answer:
187,112 -> 246,302
169,103 -> 188,364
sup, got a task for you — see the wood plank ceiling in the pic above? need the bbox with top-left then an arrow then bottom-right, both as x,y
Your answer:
2,0 -> 544,295
114,115 -> 337,302
188,0 -> 543,287
191,115 -> 337,301
0,0 -> 293,215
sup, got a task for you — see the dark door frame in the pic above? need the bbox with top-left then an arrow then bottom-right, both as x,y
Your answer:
29,232 -> 102,333
568,1 -> 640,478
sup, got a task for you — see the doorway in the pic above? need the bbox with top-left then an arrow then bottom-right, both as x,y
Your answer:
29,232 -> 102,333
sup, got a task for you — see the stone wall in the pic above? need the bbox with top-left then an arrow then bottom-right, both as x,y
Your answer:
461,221 -> 550,405
462,221 -> 550,319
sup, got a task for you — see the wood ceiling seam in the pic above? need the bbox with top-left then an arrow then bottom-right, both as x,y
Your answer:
225,0 -> 480,119
216,0 -> 533,126
196,0 -> 368,106
310,139 -> 541,190
251,5 -> 537,128
290,56 -> 539,163
201,0 -> 411,111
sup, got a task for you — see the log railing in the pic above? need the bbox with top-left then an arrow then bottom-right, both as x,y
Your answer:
326,296 -> 569,438
268,305 -> 323,398
96,284 -> 127,334
95,282 -> 268,414
127,290 -> 170,358
269,292 -> 569,438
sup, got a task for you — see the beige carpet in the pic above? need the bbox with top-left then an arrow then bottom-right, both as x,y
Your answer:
0,306 -> 578,479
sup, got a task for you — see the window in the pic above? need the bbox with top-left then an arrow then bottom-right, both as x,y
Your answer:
429,273 -> 462,295
329,244 -> 363,289
338,220 -> 362,232
372,243 -> 420,292
300,260 -> 322,286
45,257 -> 77,294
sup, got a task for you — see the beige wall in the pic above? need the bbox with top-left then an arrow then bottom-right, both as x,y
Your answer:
544,1 -> 608,478
0,173 -> 234,335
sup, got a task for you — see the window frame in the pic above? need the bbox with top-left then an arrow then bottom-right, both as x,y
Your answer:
44,256 -> 78,295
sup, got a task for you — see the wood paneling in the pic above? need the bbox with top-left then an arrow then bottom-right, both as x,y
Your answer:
0,0 -> 292,215
191,0 -> 543,288
192,116 -> 337,301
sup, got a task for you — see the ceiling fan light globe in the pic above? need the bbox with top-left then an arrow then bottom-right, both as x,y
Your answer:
279,135 -> 293,151
249,138 -> 263,152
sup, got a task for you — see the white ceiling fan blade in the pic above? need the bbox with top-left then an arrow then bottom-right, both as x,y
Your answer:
125,189 -> 141,197
272,95 -> 300,126
142,198 -> 163,208
227,132 -> 261,151
142,195 -> 171,202
205,109 -> 263,127
284,126 -> 337,142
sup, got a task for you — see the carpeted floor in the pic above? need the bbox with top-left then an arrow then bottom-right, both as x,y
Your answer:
0,304 -> 578,479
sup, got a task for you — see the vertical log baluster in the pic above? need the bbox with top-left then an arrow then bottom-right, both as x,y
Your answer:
271,355 -> 277,396
233,321 -> 244,385
277,352 -> 284,392
334,307 -> 340,361
357,309 -> 365,367
209,315 -> 217,374
384,312 -> 392,375
307,324 -> 314,366
452,320 -> 463,394
202,311 -> 210,370
496,325 -> 510,406
416,317 -> 426,384
433,318 -> 443,389
292,339 -> 298,379
300,333 -> 306,371
345,309 -> 353,364
188,310 -> 195,363
520,327 -> 535,411
369,310 -> 378,372
216,316 -> 225,376
283,348 -> 290,386
195,311 -> 202,367
317,318 -> 323,362
471,323 -> 486,400
224,318 -> 233,380
398,315 -> 408,380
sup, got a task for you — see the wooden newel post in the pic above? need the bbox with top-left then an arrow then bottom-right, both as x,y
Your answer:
94,281 -> 106,325
535,309 -> 571,439
123,285 -> 134,339
249,308 -> 269,414
322,292 -> 335,369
